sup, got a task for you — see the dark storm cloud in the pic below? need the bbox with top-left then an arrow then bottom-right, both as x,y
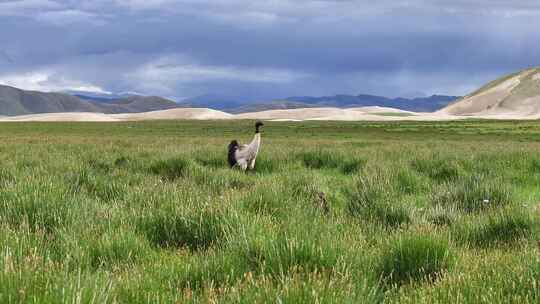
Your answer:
0,0 -> 539,99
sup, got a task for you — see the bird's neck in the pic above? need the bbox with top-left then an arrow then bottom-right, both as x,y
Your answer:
250,133 -> 261,147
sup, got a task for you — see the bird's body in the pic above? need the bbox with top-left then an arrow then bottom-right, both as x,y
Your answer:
228,122 -> 263,171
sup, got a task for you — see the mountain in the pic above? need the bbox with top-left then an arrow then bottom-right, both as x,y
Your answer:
225,100 -> 322,114
0,85 -> 102,116
178,94 -> 250,110
0,85 -> 179,116
440,67 -> 540,116
0,84 -> 457,117
181,93 -> 458,113
64,90 -> 139,101
283,94 -> 457,112
86,96 -> 180,113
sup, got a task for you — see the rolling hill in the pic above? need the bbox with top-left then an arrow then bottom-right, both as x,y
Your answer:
87,96 -> 179,113
0,85 -> 180,116
440,67 -> 540,116
0,85 -> 102,116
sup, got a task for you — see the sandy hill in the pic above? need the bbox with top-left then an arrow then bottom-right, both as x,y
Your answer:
440,67 -> 540,116
0,108 -> 233,122
0,106 -> 459,122
113,108 -> 233,120
235,106 -> 419,121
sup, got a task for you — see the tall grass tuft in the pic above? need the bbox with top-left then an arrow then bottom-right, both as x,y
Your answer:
379,235 -> 455,286
252,156 -> 279,174
341,158 -> 367,175
195,151 -> 226,169
0,183 -> 72,232
411,155 -> 462,182
395,168 -> 426,195
243,235 -> 339,276
69,169 -> 125,201
432,174 -> 513,212
242,185 -> 289,217
300,150 -> 342,169
529,158 -> 540,173
454,208 -> 536,247
348,170 -> 411,228
426,206 -> 459,226
149,157 -> 192,181
138,208 -> 231,250
0,167 -> 16,187
299,150 -> 365,174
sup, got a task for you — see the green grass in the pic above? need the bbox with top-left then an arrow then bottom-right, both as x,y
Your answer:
432,174 -> 513,212
454,208 -> 538,247
0,119 -> 538,303
379,235 -> 455,286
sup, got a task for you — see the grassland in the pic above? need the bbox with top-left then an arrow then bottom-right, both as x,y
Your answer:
0,120 -> 539,303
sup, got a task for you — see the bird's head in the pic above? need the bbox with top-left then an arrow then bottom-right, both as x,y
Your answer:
255,121 -> 264,133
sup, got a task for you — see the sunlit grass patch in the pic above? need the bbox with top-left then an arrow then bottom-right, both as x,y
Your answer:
379,235 -> 455,286
398,251 -> 540,303
137,208 -> 232,250
88,231 -> 151,269
253,156 -> 280,174
0,182 -> 73,232
426,206 -> 459,227
191,167 -> 255,193
454,208 -> 537,247
347,170 -> 411,228
300,150 -> 342,170
69,169 -> 125,201
411,155 -> 462,182
0,167 -> 16,187
149,157 -> 192,181
195,151 -> 227,169
241,184 -> 289,217
395,168 -> 428,195
243,234 -> 340,276
287,172 -> 324,198
432,174 -> 513,213
220,271 -> 382,304
61,227 -> 152,269
299,150 -> 365,174
0,120 -> 539,302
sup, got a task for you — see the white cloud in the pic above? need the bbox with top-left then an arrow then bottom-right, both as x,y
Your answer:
0,0 -> 62,15
35,9 -> 107,26
0,71 -> 109,93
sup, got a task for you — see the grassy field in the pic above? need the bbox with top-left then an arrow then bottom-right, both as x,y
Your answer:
0,120 -> 539,303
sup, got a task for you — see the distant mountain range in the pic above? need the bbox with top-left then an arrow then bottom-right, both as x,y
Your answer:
0,84 -> 458,116
0,85 -> 178,116
179,94 -> 458,113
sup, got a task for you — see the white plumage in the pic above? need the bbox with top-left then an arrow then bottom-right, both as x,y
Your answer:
228,121 -> 264,171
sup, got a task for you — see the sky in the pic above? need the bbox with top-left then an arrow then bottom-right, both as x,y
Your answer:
0,0 -> 539,101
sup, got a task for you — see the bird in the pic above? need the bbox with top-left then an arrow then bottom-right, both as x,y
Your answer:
316,192 -> 330,215
228,121 -> 264,171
